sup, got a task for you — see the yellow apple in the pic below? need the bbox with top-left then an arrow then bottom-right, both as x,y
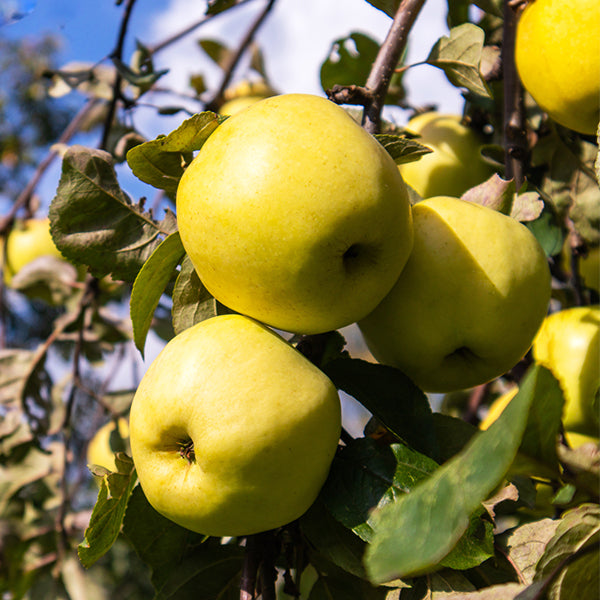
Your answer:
398,112 -> 494,199
515,0 -> 600,135
532,306 -> 599,436
87,417 -> 130,474
562,242 -> 600,294
358,196 -> 551,392
129,314 -> 341,537
564,431 -> 599,450
2,218 -> 64,286
219,95 -> 268,116
479,386 -> 519,431
176,93 -> 413,335
219,79 -> 277,116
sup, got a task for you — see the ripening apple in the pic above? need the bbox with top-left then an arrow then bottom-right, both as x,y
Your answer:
358,196 -> 551,392
398,112 -> 495,199
532,305 -> 599,437
219,79 -> 277,116
2,218 -> 64,286
176,93 -> 413,335
515,0 -> 600,135
129,314 -> 341,537
87,417 -> 130,476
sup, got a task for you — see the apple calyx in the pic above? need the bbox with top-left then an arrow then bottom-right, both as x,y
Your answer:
179,440 -> 195,464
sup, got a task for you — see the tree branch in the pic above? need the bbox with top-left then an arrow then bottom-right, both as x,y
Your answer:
327,0 -> 426,134
101,0 -> 139,150
502,0 -> 528,188
205,0 -> 277,112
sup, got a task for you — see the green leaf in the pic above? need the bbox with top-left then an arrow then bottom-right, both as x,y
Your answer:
322,358 -> 438,459
126,111 -> 224,195
426,24 -> 492,99
123,486 -> 243,599
300,498 -> 370,579
130,231 -> 185,356
320,438 -> 438,543
198,39 -> 233,69
534,504 -> 600,600
49,145 -> 177,282
308,558 -> 389,600
206,0 -> 238,16
78,453 -> 137,568
512,368 -> 564,478
364,364 -> 548,584
364,0 -> 399,18
375,134 -> 433,165
439,508 -> 494,570
431,413 -> 478,464
320,32 -> 381,91
171,256 -> 217,335
525,205 -> 564,257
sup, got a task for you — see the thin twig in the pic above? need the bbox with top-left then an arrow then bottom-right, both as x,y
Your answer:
502,0 -> 528,188
101,0 -> 139,150
146,0 -> 257,55
205,0 -> 277,112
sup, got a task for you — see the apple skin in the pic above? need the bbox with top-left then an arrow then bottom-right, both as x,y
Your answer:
129,314 -> 341,537
176,93 -> 413,335
398,112 -> 494,199
358,196 -> 551,393
2,218 -> 64,285
532,306 -> 600,437
515,0 -> 600,135
87,418 -> 130,474
220,95 -> 268,116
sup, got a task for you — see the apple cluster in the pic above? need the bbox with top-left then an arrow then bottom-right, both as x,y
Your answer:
129,93 -> 553,537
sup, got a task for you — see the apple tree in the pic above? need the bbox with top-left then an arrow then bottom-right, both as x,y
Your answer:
1,0 -> 598,598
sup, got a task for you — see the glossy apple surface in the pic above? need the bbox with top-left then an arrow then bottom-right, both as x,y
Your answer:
176,93 -> 413,335
533,305 -> 599,436
129,314 -> 341,537
359,196 -> 551,392
398,112 -> 494,199
515,0 -> 600,135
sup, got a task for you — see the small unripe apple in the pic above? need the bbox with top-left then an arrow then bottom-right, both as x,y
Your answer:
515,0 -> 600,135
129,314 -> 341,537
177,93 -> 413,335
532,306 -> 600,437
398,112 -> 494,199
87,418 -> 130,475
359,196 -> 551,392
2,218 -> 64,286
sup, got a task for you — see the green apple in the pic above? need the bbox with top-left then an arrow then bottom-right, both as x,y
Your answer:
398,112 -> 494,199
129,314 -> 341,537
87,418 -> 130,475
358,196 -> 551,392
515,0 -> 600,135
176,93 -> 413,335
532,305 -> 599,437
2,218 -> 64,285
